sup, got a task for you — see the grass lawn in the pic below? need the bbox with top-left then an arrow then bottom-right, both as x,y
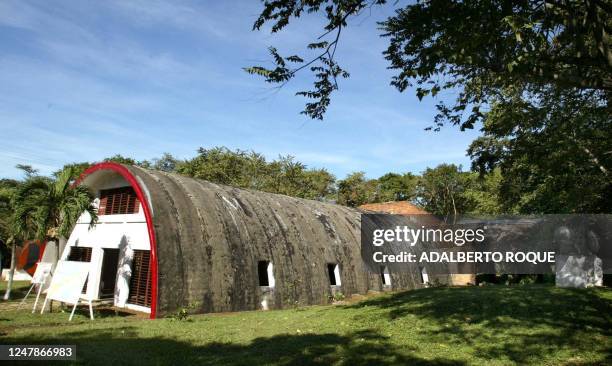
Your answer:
1,282 -> 610,365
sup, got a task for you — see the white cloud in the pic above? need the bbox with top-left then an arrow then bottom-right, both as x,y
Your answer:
0,0 -> 98,43
104,0 -> 232,40
0,1 -> 481,181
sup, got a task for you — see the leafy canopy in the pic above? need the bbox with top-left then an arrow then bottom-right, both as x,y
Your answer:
468,85 -> 611,213
176,147 -> 337,201
247,0 -> 611,126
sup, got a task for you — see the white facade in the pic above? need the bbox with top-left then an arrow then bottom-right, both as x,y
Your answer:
62,172 -> 151,313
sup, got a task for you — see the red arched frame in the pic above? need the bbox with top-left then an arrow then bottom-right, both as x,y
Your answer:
75,162 -> 158,319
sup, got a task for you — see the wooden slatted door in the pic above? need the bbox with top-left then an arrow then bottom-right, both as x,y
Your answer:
127,250 -> 152,308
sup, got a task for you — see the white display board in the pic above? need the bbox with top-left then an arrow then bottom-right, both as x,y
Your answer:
23,262 -> 54,312
44,261 -> 90,304
31,262 -> 53,285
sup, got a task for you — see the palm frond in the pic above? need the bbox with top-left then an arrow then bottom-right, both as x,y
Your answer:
57,179 -> 97,238
10,167 -> 98,243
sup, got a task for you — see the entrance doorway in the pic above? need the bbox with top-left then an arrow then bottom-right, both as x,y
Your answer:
99,248 -> 120,299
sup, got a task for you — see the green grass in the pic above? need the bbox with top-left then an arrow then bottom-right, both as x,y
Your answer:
1,284 -> 611,365
0,280 -> 32,299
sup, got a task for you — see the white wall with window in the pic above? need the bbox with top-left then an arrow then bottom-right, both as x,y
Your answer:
62,172 -> 151,313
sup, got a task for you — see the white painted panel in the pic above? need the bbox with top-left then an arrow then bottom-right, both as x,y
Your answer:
66,223 -> 150,250
46,261 -> 91,304
64,218 -> 150,304
31,263 -> 53,285
125,303 -> 151,314
77,207 -> 145,224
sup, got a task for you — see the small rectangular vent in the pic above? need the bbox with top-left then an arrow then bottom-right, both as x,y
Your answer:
327,263 -> 341,286
257,260 -> 274,287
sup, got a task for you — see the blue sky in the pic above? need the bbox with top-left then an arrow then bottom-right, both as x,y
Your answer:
0,0 -> 481,180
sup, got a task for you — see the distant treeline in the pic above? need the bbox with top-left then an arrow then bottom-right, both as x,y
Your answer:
2,140 -> 610,223
23,147 -> 500,218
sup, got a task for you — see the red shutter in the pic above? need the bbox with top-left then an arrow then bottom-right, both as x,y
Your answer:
127,250 -> 152,308
99,187 -> 140,215
67,246 -> 92,262
98,195 -> 108,215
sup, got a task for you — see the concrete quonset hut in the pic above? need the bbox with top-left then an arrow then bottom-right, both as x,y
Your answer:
66,162 -> 427,319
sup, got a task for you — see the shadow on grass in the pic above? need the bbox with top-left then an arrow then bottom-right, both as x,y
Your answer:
4,285 -> 610,365
348,285 -> 612,364
5,327 -> 465,366
1,281 -> 33,302
68,306 -> 135,319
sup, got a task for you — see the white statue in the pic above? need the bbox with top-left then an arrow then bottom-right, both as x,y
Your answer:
115,236 -> 134,307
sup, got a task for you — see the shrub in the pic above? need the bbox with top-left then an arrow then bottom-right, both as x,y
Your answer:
167,302 -> 199,321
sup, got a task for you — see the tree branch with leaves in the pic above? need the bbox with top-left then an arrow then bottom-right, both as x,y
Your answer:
247,0 -> 611,127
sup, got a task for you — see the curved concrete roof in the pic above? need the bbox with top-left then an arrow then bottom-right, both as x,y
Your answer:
79,163 -> 427,317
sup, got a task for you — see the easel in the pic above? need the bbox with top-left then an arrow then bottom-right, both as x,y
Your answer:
68,296 -> 95,321
40,276 -> 94,321
19,284 -> 36,305
40,260 -> 93,321
19,262 -> 52,313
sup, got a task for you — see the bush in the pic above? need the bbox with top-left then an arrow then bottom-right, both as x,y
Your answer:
167,302 -> 199,321
330,292 -> 345,302
476,274 -> 556,286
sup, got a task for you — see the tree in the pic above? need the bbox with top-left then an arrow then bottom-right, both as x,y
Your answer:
266,155 -> 309,196
415,164 -> 473,220
56,154 -> 176,178
2,165 -> 36,300
0,185 -> 15,245
176,147 -> 338,200
152,153 -> 180,173
302,168 -> 337,201
104,154 -> 139,166
376,172 -> 418,202
337,172 -> 377,207
15,164 -> 39,179
336,171 -> 418,207
177,147 -> 268,188
4,166 -> 98,299
462,169 -> 503,215
247,0 -> 610,217
0,184 -> 17,300
247,0 -> 611,125
468,86 -> 611,213
54,162 -> 92,181
12,167 -> 98,244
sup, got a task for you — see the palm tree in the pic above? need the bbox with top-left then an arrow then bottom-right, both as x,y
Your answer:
3,167 -> 97,300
